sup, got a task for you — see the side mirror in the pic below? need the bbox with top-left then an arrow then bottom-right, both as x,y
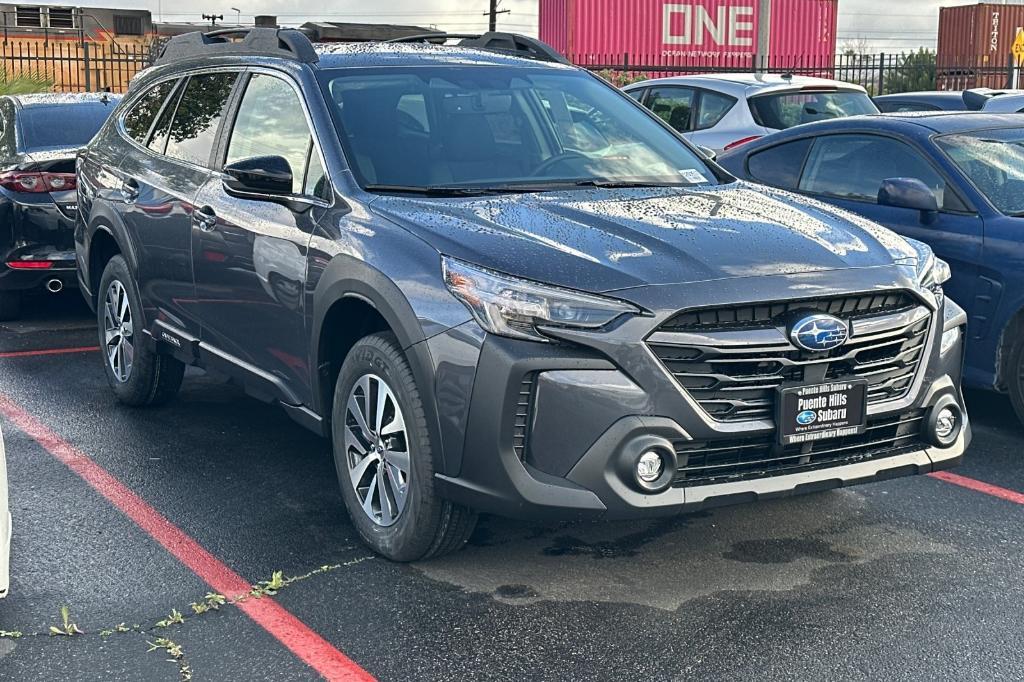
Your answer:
698,146 -> 717,162
878,177 -> 939,224
223,156 -> 293,198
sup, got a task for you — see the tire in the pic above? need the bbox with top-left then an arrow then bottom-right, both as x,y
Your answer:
1008,337 -> 1024,426
97,255 -> 185,407
332,332 -> 477,561
0,292 -> 21,322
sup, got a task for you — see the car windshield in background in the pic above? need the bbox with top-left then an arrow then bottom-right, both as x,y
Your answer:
936,128 -> 1024,216
317,66 -> 717,193
750,90 -> 877,130
19,104 -> 113,150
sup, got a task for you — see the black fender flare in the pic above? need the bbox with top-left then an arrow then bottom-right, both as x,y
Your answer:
311,256 -> 456,475
84,202 -> 141,297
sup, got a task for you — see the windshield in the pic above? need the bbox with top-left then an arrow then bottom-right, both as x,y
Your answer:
18,103 -> 115,151
750,90 -> 878,130
936,128 -> 1024,215
317,66 -> 717,193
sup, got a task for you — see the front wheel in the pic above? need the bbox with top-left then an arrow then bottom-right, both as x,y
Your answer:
97,255 -> 185,407
331,332 -> 476,561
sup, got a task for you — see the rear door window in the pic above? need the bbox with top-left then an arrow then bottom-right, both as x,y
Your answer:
124,79 -> 178,143
164,72 -> 237,167
696,91 -> 736,130
746,138 -> 812,190
646,86 -> 696,132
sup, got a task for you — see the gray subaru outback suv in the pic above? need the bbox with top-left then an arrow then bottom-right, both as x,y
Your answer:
75,29 -> 970,560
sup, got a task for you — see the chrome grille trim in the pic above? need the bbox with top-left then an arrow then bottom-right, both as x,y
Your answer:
648,297 -> 933,424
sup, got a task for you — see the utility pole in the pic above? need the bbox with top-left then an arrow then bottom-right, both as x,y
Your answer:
754,0 -> 771,72
202,13 -> 223,27
486,0 -> 511,32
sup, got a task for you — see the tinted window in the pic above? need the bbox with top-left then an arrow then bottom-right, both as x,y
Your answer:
746,138 -> 812,189
147,82 -> 183,154
799,134 -> 949,207
646,86 -> 695,132
164,72 -> 236,166
226,74 -> 313,195
626,88 -> 645,102
319,67 -> 715,190
876,101 -> 939,113
750,91 -> 878,130
18,103 -> 115,150
937,129 -> 1024,215
696,91 -> 736,130
124,80 -> 177,142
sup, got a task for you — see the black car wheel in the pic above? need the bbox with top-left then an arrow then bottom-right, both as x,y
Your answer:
332,332 -> 476,561
0,292 -> 21,322
1007,338 -> 1024,425
97,255 -> 185,406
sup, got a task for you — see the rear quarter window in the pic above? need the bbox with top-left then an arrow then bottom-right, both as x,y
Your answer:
123,79 -> 179,143
746,138 -> 812,190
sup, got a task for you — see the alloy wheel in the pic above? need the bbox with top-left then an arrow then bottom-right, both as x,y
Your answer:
344,374 -> 411,527
103,280 -> 134,383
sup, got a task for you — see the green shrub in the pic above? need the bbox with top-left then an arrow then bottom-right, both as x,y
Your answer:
0,71 -> 54,95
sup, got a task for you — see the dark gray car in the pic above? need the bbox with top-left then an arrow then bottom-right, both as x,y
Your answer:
75,29 -> 971,560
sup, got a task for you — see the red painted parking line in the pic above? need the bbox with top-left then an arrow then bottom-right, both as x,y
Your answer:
930,471 -> 1024,505
0,346 -> 100,359
0,395 -> 375,682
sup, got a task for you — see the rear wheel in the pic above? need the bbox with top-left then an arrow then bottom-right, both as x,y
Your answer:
0,292 -> 21,322
1007,338 -> 1024,425
98,255 -> 185,406
332,332 -> 476,561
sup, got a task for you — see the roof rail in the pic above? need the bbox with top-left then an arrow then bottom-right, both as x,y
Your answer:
388,31 -> 569,65
155,27 -> 318,66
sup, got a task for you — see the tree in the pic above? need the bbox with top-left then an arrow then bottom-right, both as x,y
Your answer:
884,48 -> 937,94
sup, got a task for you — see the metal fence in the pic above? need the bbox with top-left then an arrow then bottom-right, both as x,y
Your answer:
0,39 -> 153,93
573,52 -> 1023,94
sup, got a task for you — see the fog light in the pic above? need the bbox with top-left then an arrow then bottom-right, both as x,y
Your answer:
935,407 -> 957,441
637,451 -> 664,483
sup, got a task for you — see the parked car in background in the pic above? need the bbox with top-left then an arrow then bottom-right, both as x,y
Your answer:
77,29 -> 969,561
719,112 -> 1024,422
0,424 -> 9,598
623,73 -> 878,153
976,91 -> 1024,113
874,91 -> 973,112
0,93 -> 119,320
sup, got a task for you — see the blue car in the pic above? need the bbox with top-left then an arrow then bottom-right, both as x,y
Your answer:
719,112 -> 1024,420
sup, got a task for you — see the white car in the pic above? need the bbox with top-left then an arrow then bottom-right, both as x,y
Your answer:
0,425 -> 9,598
623,73 -> 878,154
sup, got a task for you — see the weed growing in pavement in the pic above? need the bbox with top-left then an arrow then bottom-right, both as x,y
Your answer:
48,606 -> 83,636
189,592 -> 227,615
155,608 -> 186,628
99,623 -> 132,637
0,629 -> 23,638
148,637 -> 193,681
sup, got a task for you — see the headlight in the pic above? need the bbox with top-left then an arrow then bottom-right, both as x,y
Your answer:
919,250 -> 952,288
442,256 -> 640,342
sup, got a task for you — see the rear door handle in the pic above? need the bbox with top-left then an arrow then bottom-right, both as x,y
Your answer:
193,206 -> 218,232
122,178 -> 140,202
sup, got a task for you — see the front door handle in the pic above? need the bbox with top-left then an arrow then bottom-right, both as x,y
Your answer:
122,178 -> 140,203
193,206 -> 218,232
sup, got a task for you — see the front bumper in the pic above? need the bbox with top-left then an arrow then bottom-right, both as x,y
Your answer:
430,269 -> 971,520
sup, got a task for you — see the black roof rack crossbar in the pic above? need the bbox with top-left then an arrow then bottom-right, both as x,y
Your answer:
155,27 -> 318,66
388,31 -> 569,65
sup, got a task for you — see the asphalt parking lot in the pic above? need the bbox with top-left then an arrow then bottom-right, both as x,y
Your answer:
0,292 -> 1022,681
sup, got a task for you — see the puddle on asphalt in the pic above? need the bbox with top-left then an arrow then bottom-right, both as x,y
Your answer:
413,490 -> 954,610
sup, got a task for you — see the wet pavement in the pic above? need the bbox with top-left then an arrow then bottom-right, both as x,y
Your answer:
0,293 -> 1021,681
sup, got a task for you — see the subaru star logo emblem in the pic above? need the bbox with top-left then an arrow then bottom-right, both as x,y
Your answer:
790,314 -> 849,352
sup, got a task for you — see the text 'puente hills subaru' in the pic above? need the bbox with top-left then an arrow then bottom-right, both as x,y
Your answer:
75,29 -> 970,560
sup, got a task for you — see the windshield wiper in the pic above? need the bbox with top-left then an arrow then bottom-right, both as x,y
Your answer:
565,179 -> 695,189
363,184 -> 529,197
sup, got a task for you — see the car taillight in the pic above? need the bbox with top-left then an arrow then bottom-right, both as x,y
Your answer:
723,136 -> 763,151
0,171 -> 77,193
6,260 -> 54,269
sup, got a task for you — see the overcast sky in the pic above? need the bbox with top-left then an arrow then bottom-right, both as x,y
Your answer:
71,0 -> 986,52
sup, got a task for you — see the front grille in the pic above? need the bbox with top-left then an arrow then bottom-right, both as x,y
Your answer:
648,293 -> 932,423
661,292 -> 918,332
673,410 -> 926,487
512,373 -> 537,460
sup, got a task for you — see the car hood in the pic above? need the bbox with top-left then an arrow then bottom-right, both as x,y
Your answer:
370,181 -> 919,293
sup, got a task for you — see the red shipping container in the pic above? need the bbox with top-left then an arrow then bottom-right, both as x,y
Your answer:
937,3 -> 1024,89
539,0 -> 838,67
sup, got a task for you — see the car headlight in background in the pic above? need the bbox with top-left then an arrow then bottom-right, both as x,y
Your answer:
443,256 -> 640,342
940,327 -> 961,356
